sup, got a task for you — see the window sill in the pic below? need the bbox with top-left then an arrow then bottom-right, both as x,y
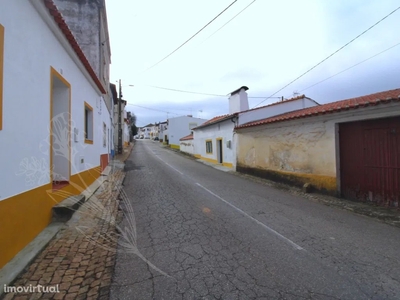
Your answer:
85,139 -> 93,144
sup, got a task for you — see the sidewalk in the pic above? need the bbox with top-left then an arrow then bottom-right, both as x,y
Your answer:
1,145 -> 133,300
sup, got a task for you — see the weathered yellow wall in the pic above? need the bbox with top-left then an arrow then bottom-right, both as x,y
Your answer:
237,120 -> 337,193
0,166 -> 100,269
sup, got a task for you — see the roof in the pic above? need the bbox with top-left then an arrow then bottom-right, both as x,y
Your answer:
193,94 -> 317,130
193,113 -> 237,130
180,134 -> 193,141
240,94 -> 320,114
229,86 -> 249,96
44,0 -> 106,94
236,88 -> 400,130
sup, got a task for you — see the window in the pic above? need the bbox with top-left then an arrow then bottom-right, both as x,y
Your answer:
103,122 -> 106,147
206,140 -> 213,154
84,102 -> 93,144
0,24 -> 4,130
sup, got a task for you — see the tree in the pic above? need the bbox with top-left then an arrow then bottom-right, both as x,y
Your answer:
129,112 -> 138,136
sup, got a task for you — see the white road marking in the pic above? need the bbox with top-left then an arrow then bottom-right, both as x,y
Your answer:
196,183 -> 305,251
151,146 -> 184,175
164,162 -> 184,175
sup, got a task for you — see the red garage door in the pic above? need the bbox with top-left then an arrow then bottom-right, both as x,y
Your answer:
339,116 -> 400,207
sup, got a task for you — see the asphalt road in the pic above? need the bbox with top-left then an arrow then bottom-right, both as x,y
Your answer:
110,140 -> 400,300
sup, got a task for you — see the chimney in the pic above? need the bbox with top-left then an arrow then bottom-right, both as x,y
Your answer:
228,86 -> 249,114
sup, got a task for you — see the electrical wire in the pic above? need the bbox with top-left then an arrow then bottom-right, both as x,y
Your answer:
143,84 -> 281,99
201,0 -> 257,43
136,0 -> 238,76
253,5 -> 400,108
126,103 -> 181,115
146,85 -> 225,97
300,41 -> 400,92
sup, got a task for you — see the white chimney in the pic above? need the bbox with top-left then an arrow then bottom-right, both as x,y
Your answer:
228,86 -> 249,114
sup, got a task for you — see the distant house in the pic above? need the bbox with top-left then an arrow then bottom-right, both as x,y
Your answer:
157,121 -> 168,142
140,123 -> 154,139
235,88 -> 400,207
167,116 -> 207,149
0,0 -> 111,269
192,86 -> 319,169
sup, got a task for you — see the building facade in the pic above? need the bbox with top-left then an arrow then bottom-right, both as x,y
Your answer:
167,116 -> 207,149
0,0 -> 111,269
236,88 -> 400,206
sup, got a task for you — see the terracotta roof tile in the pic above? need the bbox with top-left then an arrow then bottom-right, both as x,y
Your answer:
180,134 -> 193,141
44,0 -> 106,94
193,113 -> 237,129
236,88 -> 400,129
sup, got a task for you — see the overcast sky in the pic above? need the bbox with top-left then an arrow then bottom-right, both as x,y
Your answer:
105,0 -> 400,127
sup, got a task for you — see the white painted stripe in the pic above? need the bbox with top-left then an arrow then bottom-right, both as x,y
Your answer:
151,147 -> 184,175
164,162 -> 184,175
196,183 -> 304,251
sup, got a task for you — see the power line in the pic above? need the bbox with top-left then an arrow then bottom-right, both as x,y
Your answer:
136,0 -> 238,76
146,85 -> 225,97
253,5 -> 400,108
126,103 -> 181,115
144,84 -> 281,99
201,0 -> 257,43
300,41 -> 400,92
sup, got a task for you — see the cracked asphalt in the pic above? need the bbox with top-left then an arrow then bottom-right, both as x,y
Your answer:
110,140 -> 400,300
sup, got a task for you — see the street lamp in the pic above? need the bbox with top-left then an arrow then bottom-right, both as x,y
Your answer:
117,79 -> 123,154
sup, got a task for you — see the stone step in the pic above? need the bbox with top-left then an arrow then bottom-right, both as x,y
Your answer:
52,195 -> 86,222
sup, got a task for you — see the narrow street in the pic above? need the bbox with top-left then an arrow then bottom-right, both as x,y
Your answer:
111,140 -> 400,300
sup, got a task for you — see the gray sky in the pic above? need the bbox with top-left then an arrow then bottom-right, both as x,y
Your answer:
106,0 -> 400,127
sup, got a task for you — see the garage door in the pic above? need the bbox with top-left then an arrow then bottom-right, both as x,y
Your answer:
339,116 -> 400,207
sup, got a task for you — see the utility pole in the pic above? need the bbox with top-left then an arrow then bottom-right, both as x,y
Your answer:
117,79 -> 123,154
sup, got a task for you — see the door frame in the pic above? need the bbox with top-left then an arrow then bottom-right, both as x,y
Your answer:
216,137 -> 223,164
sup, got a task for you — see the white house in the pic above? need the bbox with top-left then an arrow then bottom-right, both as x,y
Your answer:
167,115 -> 207,149
192,86 -> 320,169
0,0 -> 111,269
158,121 -> 168,142
193,115 -> 237,168
235,88 -> 400,207
139,123 -> 154,139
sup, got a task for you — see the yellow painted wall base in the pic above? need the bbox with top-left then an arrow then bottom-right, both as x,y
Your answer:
0,166 -> 101,269
194,154 -> 234,168
237,164 -> 337,194
170,144 -> 180,150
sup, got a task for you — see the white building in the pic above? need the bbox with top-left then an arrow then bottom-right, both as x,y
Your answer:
158,121 -> 168,142
139,123 -> 154,139
192,86 -> 319,169
167,115 -> 207,149
0,0 -> 111,269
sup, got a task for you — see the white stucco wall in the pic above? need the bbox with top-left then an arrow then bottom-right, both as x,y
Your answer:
168,116 -> 207,147
180,139 -> 194,155
0,0 -> 110,201
238,98 -> 319,126
193,120 -> 236,167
